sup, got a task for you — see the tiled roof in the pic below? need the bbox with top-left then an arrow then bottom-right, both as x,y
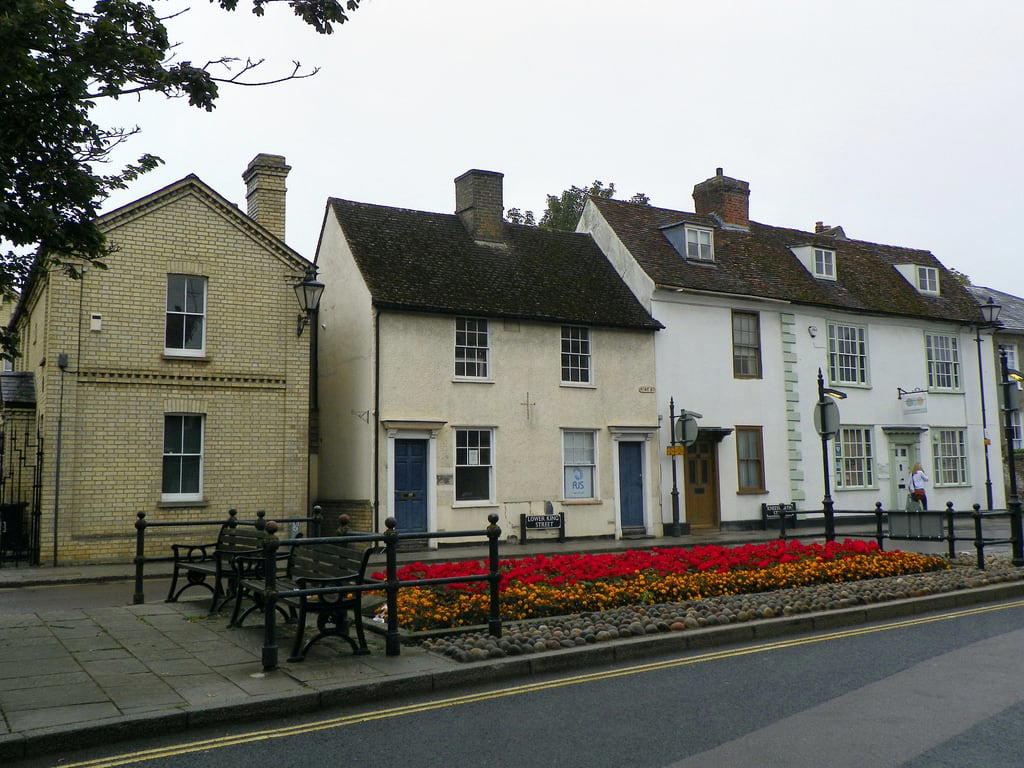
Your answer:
327,199 -> 661,330
591,197 -> 983,324
0,372 -> 35,409
970,286 -> 1024,333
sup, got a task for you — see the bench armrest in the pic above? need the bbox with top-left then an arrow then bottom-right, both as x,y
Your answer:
294,574 -> 358,589
231,550 -> 291,581
170,543 -> 217,563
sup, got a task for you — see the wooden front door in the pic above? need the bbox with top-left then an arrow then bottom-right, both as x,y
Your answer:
618,441 -> 645,529
394,439 -> 428,533
684,437 -> 720,529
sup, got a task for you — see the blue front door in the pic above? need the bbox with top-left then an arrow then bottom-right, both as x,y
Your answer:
618,441 -> 644,529
394,439 -> 428,533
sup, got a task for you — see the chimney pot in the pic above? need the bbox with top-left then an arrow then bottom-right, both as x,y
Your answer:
455,169 -> 504,243
716,167 -> 724,176
243,153 -> 290,241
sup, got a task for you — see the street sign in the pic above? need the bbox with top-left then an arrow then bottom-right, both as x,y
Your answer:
813,399 -> 840,439
666,445 -> 685,456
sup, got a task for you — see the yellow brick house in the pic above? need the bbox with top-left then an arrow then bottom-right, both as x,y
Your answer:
3,154 -> 316,564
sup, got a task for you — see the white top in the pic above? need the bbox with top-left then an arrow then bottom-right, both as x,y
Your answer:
908,470 -> 929,491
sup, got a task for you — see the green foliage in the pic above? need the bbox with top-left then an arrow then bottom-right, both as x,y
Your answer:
0,0 -> 360,352
506,181 -> 651,232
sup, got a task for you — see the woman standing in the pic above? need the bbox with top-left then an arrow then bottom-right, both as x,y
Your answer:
908,463 -> 929,510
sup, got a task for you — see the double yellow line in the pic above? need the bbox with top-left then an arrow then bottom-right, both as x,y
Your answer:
63,599 -> 1024,768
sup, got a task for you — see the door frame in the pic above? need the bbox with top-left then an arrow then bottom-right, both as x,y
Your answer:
385,425 -> 440,547
683,431 -> 727,530
884,427 -> 926,511
609,427 -> 656,538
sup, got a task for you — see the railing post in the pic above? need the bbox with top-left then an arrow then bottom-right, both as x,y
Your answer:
973,504 -> 985,570
339,512 -> 350,537
255,510 -> 266,531
384,517 -> 400,657
486,513 -> 502,639
945,502 -> 956,561
227,508 -> 238,528
874,502 -> 885,551
132,512 -> 147,605
261,522 -> 280,671
778,507 -> 788,540
311,505 -> 323,539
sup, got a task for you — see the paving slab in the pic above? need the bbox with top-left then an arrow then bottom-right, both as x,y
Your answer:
6,702 -> 122,732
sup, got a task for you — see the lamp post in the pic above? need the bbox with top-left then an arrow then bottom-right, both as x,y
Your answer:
294,268 -> 325,336
814,369 -> 847,542
667,398 -> 701,537
999,348 -> 1024,565
975,296 -> 1002,509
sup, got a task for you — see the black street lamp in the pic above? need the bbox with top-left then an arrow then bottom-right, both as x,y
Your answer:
999,348 -> 1024,565
975,296 -> 1002,509
294,268 -> 325,336
814,369 -> 847,542
667,398 -> 701,537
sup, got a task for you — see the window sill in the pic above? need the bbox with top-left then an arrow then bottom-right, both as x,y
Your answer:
561,499 -> 602,505
933,483 -> 969,489
158,500 -> 208,508
452,377 -> 494,384
733,374 -> 763,380
927,388 -> 964,395
452,502 -> 499,509
560,382 -> 596,390
163,353 -> 210,363
736,489 -> 768,495
829,381 -> 871,390
834,487 -> 878,492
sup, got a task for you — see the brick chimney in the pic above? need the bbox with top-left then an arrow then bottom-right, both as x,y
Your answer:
815,221 -> 847,239
692,167 -> 750,229
455,169 -> 504,243
243,153 -> 291,241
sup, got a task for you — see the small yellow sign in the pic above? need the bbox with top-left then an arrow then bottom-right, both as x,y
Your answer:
666,445 -> 686,456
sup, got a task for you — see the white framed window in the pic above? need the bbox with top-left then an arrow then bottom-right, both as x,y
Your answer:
685,226 -> 714,261
999,344 -> 1021,389
165,275 -> 206,356
732,311 -> 762,378
735,426 -> 766,493
916,266 -> 939,295
926,333 -> 961,391
814,248 -> 836,280
562,430 -> 596,499
827,322 -> 868,385
932,428 -> 969,486
455,317 -> 489,379
454,428 -> 493,504
162,414 -> 204,501
561,326 -> 591,384
1011,410 -> 1023,451
835,426 -> 874,489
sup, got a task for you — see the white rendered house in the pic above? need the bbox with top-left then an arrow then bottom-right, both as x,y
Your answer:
580,168 -> 1000,532
315,170 -> 663,544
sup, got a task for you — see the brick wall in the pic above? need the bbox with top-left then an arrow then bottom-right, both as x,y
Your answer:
15,180 -> 312,563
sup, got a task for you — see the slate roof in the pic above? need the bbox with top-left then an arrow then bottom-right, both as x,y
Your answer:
327,199 -> 661,330
591,197 -> 983,324
0,372 -> 35,409
970,286 -> 1024,333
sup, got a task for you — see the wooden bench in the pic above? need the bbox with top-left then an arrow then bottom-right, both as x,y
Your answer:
230,537 -> 380,662
165,519 -> 274,612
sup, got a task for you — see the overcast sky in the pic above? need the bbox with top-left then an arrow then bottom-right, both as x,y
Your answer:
95,0 -> 1024,296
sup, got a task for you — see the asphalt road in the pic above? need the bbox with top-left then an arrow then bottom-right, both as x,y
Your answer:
22,597 -> 1024,768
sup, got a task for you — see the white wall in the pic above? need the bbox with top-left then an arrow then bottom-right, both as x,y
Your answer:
376,311 -> 661,540
315,211 -> 376,501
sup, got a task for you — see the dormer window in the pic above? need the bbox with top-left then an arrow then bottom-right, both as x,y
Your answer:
790,245 -> 837,280
894,263 -> 941,295
814,249 -> 836,279
686,227 -> 714,261
916,266 -> 939,294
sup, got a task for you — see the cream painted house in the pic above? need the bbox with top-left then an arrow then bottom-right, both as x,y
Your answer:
580,169 -> 997,531
315,170 -> 663,543
3,154 -> 314,564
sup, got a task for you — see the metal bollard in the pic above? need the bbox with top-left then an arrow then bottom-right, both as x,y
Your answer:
486,513 -> 502,639
384,517 -> 400,657
973,504 -> 985,570
945,502 -> 956,561
261,522 -> 280,671
874,502 -> 885,551
132,511 -> 147,605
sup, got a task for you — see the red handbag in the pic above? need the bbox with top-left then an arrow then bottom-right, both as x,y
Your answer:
911,489 -> 925,500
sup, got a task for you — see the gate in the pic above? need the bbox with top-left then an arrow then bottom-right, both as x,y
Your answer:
0,419 -> 43,566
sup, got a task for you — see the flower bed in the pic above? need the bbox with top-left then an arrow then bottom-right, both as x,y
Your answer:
377,540 -> 950,631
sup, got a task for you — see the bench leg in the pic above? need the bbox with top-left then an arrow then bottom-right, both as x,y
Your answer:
352,597 -> 369,655
168,570 -> 215,603
287,601 -> 309,663
166,566 -> 181,602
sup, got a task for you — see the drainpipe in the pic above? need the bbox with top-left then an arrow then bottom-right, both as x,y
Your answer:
52,352 -> 68,565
